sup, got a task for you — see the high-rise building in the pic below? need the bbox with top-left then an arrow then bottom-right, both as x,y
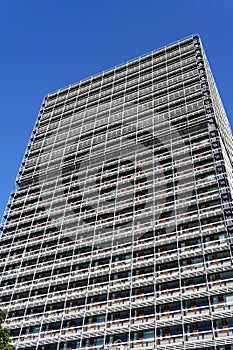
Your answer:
1,35 -> 233,350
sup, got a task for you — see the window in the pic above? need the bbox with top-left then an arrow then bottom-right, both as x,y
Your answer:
225,294 -> 233,305
143,329 -> 155,340
198,321 -> 212,332
94,337 -> 104,346
32,326 -> 40,334
192,256 -> 204,266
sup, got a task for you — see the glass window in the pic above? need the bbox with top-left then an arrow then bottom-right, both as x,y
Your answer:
227,317 -> 233,328
225,294 -> 233,305
198,321 -> 212,332
94,337 -> 104,346
32,326 -> 40,334
192,256 -> 203,266
196,297 -> 208,307
206,174 -> 216,181
96,315 -> 105,324
170,325 -> 182,336
143,329 -> 155,340
219,233 -> 227,242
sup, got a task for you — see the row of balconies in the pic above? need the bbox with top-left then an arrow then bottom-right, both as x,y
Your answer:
36,78 -> 200,154
37,67 -> 198,147
3,183 -> 221,232
23,138 -> 213,189
11,160 -> 214,216
1,195 -> 214,242
0,250 -> 229,298
0,215 -> 222,259
43,41 -> 195,106
0,216 -> 227,267
1,254 -> 232,308
0,231 -> 228,282
42,48 -> 196,114
2,299 -> 210,329
26,101 -> 205,176
6,165 -> 217,218
18,153 -> 211,205
5,275 -> 233,329
3,267 -> 233,323
1,223 -> 226,271
0,195 -> 225,244
9,320 -> 233,349
44,38 -> 194,100
12,124 -> 210,204
6,164 -> 218,226
7,311 -> 230,342
40,65 -> 198,133
5,273 -> 233,324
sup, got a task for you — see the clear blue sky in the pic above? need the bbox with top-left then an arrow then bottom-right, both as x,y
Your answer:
1,0 -> 233,219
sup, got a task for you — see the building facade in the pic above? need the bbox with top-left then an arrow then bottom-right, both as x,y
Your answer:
1,35 -> 233,350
